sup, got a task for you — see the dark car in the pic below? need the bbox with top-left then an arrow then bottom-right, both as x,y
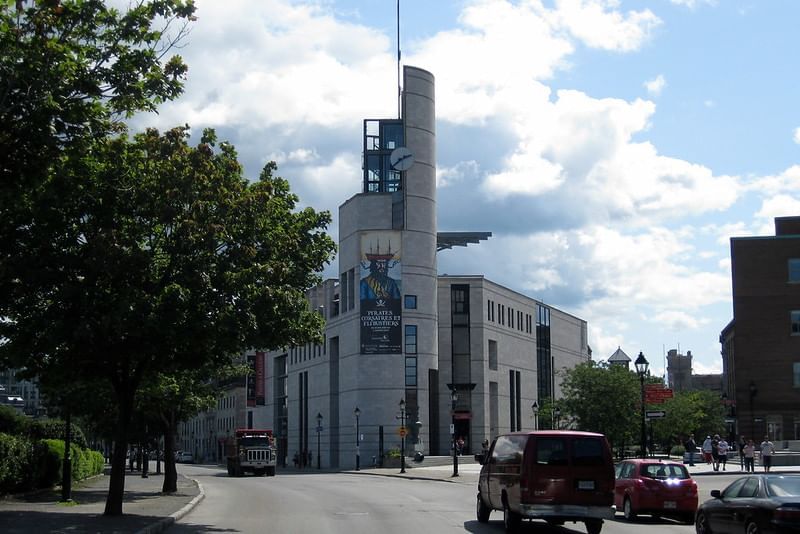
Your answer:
695,474 -> 800,534
614,458 -> 697,523
475,430 -> 615,534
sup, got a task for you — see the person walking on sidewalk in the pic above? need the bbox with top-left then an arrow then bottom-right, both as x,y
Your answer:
717,437 -> 729,471
760,436 -> 776,472
702,435 -> 713,464
738,435 -> 747,471
711,434 -> 720,471
684,434 -> 697,466
743,439 -> 756,472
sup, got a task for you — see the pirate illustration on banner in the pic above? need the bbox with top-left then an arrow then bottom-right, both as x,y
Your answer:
360,232 -> 402,354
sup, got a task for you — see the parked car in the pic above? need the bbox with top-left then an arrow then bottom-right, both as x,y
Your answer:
176,451 -> 194,464
614,458 -> 697,523
475,430 -> 615,534
695,474 -> 800,534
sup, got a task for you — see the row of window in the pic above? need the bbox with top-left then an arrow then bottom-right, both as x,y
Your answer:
791,311 -> 800,335
790,259 -> 800,282
486,299 -> 535,334
289,341 -> 326,365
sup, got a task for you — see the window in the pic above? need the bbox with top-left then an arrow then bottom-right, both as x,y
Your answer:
488,340 -> 498,370
790,259 -> 800,282
405,356 -> 417,386
793,311 -> 800,335
794,363 -> 800,388
404,295 -> 417,309
405,324 -> 418,354
536,437 -> 567,466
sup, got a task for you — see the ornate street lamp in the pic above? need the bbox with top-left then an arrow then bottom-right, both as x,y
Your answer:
316,412 -> 323,470
635,351 -> 649,458
354,406 -> 361,471
451,390 -> 459,477
531,401 -> 539,431
398,399 -> 406,474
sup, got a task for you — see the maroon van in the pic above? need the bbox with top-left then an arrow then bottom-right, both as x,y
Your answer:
476,430 -> 616,534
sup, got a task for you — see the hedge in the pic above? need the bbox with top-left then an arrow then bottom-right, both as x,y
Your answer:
0,433 -> 104,496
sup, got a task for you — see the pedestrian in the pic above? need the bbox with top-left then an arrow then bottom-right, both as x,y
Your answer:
743,439 -> 756,472
711,434 -> 720,471
717,437 -> 729,471
702,435 -> 713,464
760,435 -> 775,472
738,435 -> 747,471
684,434 -> 697,466
456,436 -> 465,455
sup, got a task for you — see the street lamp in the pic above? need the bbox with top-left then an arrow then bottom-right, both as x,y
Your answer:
635,351 -> 649,458
398,399 -> 406,474
531,401 -> 539,431
450,390 -> 459,477
316,412 -> 322,470
354,406 -> 361,471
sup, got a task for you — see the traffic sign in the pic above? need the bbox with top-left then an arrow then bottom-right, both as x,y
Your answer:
645,384 -> 673,404
398,426 -> 407,437
646,410 -> 666,419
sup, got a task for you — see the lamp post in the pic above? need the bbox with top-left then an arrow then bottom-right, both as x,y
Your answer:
399,399 -> 406,474
531,401 -> 539,431
316,412 -> 322,470
635,351 -> 649,458
354,406 -> 361,471
749,381 -> 757,438
450,390 -> 459,477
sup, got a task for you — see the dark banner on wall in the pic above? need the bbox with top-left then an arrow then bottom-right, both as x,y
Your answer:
246,353 -> 266,407
246,354 -> 256,407
255,351 -> 265,406
360,231 -> 402,354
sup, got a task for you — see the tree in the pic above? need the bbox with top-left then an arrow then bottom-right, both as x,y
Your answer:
0,126 -> 337,514
559,361 -> 641,453
650,390 -> 727,449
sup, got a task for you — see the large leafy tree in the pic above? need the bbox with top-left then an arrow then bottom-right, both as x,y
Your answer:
650,390 -> 727,449
0,125 -> 337,514
558,361 -> 643,452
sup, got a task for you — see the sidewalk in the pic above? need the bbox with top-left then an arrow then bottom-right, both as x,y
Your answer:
0,466 -> 202,534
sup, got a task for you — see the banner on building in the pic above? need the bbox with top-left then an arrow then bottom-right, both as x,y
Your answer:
360,231 -> 402,354
246,353 -> 265,407
255,351 -> 265,406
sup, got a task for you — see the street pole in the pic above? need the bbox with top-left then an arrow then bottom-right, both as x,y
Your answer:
354,406 -> 361,471
316,412 -> 322,470
451,390 -> 459,477
61,405 -> 72,502
635,351 -> 649,459
399,399 -> 406,474
532,401 -> 539,431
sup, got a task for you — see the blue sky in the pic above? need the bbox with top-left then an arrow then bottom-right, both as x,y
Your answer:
132,0 -> 800,378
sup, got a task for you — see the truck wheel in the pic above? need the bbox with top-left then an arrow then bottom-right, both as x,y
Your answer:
502,500 -> 521,533
266,466 -> 276,476
585,519 -> 603,534
476,493 -> 490,523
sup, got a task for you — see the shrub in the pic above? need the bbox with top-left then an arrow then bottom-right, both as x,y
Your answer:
670,445 -> 686,457
385,448 -> 402,458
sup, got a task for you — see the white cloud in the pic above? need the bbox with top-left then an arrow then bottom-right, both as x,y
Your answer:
552,0 -> 662,52
669,0 -> 717,8
654,310 -> 705,331
644,74 -> 666,96
793,127 -> 800,144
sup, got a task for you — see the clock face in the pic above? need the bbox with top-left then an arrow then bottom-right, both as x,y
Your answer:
390,147 -> 414,171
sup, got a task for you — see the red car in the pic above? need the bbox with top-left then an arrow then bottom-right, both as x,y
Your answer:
614,459 -> 698,524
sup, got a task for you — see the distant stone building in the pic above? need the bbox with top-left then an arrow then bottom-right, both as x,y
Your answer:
666,349 -> 722,393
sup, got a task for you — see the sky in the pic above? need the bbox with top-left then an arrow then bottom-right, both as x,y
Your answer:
130,0 -> 800,378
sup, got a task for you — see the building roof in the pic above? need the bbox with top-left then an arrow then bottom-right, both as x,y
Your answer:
608,346 -> 631,363
436,232 -> 492,251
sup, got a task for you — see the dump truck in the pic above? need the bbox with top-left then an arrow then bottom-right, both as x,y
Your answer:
225,428 -> 277,476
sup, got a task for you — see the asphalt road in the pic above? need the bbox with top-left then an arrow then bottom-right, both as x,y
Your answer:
167,464 -> 747,534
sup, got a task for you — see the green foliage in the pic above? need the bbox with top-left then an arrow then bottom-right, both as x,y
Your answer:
649,389 -> 726,447
0,407 -> 88,447
0,405 -> 30,435
386,448 -> 402,458
671,445 -> 686,456
0,433 -> 62,494
559,361 -> 642,449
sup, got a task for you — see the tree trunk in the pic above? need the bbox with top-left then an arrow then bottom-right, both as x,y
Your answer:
104,392 -> 133,516
162,410 -> 178,493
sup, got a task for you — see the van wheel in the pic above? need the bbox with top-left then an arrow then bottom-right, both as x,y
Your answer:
585,519 -> 603,534
476,493 -> 490,523
623,496 -> 637,521
502,501 -> 521,533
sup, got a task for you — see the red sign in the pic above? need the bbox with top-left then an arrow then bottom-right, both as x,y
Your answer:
645,384 -> 674,404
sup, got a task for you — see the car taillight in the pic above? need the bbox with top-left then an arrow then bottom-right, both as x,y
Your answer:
775,507 -> 800,521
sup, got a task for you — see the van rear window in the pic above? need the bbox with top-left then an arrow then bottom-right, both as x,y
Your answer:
572,438 -> 605,466
536,438 -> 568,466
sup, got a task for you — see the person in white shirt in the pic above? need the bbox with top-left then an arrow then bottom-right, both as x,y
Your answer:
760,436 -> 776,472
717,438 -> 729,471
701,436 -> 713,464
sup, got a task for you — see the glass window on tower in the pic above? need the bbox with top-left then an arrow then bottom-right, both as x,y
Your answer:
382,122 -> 403,149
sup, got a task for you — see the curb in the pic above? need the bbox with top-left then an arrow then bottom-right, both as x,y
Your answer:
134,478 -> 205,534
